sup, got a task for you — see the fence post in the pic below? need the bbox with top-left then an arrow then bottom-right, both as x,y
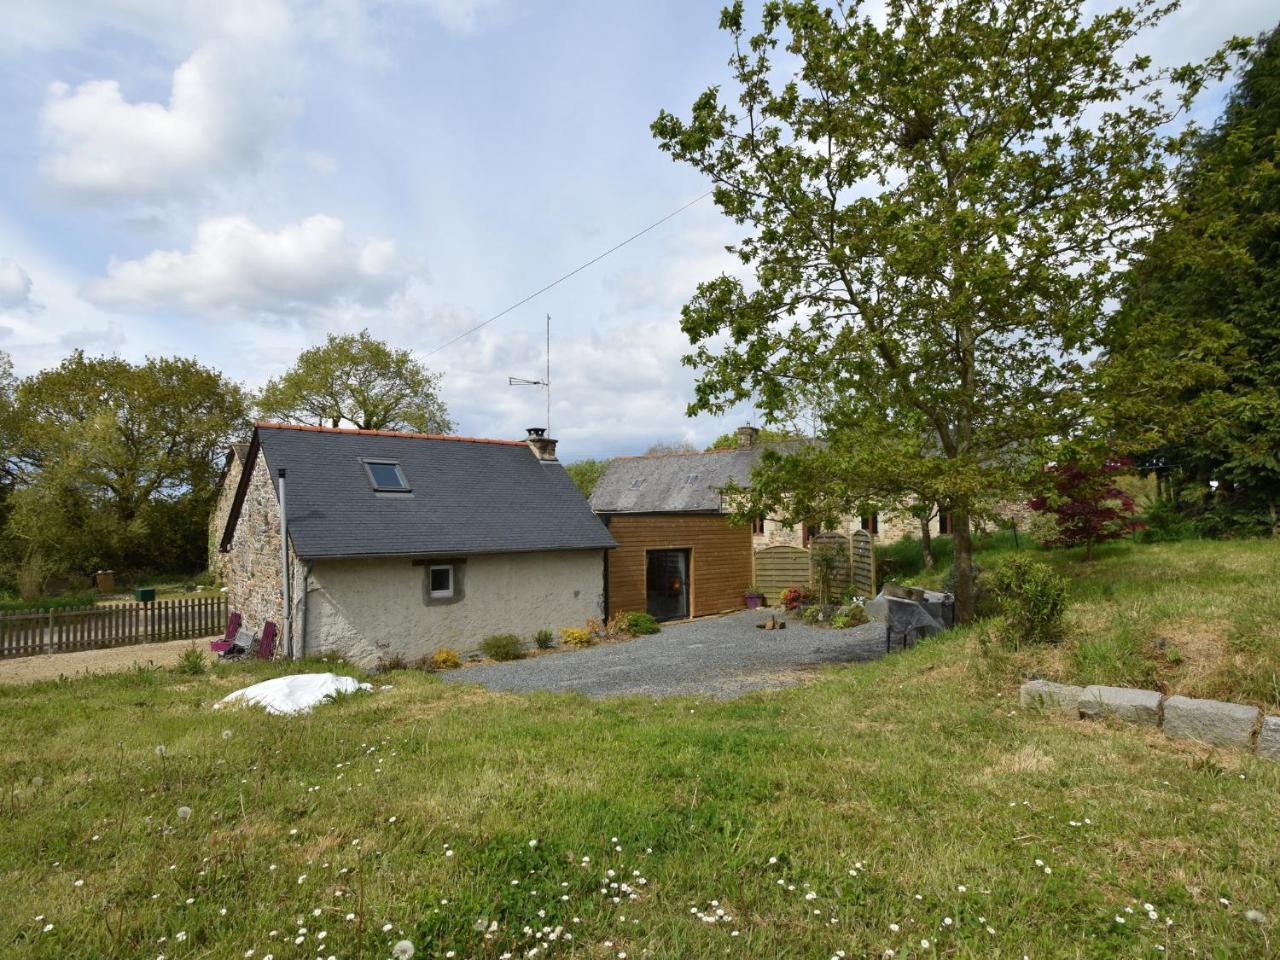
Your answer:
45,608 -> 54,655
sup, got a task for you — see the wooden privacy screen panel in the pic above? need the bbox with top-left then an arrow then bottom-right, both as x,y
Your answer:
752,544 -> 811,605
850,529 -> 876,597
0,596 -> 229,659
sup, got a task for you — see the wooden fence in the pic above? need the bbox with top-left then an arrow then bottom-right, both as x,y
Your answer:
753,544 -> 812,605
850,529 -> 876,597
0,596 -> 228,660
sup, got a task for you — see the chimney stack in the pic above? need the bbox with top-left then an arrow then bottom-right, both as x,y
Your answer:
736,425 -> 760,447
526,427 -> 558,462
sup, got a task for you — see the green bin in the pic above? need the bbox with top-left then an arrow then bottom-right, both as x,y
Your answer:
134,587 -> 156,603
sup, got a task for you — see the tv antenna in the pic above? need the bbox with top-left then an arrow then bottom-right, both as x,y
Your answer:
507,313 -> 551,433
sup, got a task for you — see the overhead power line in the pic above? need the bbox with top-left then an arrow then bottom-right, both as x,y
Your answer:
424,190 -> 713,357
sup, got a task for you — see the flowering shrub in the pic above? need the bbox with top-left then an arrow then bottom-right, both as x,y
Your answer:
780,586 -> 815,611
560,627 -> 593,647
428,647 -> 461,670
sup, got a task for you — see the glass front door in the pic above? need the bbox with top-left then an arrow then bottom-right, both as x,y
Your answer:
645,549 -> 690,621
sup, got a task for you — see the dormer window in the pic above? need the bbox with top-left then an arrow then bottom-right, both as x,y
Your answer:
684,473 -> 699,485
630,477 -> 647,489
362,459 -> 410,492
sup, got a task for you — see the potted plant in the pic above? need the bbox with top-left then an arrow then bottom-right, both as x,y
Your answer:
743,585 -> 766,609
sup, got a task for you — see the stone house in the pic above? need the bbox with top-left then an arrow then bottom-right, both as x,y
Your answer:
216,422 -> 615,665
208,442 -> 250,583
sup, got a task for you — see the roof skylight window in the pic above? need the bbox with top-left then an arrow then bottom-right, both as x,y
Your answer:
363,459 -> 410,492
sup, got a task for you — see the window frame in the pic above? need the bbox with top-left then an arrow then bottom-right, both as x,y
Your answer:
361,458 -> 411,493
427,564 -> 454,599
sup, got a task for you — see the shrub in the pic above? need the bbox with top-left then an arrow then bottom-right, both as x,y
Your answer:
428,648 -> 461,671
780,586 -> 815,611
175,645 -> 206,676
0,592 -> 97,613
988,555 -> 1068,648
606,611 -> 632,638
831,604 -> 869,629
560,627 -> 593,648
534,629 -> 554,649
801,604 -> 824,624
377,653 -> 409,671
624,611 -> 660,636
479,633 -> 525,661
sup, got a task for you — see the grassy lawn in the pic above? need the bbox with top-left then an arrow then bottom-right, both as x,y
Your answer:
908,535 -> 1280,710
3,541 -> 1279,959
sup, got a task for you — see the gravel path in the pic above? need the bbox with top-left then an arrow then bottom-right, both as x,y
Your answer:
442,609 -> 890,698
0,637 -> 208,685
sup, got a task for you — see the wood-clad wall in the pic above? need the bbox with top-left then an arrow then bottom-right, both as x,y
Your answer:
602,513 -> 753,619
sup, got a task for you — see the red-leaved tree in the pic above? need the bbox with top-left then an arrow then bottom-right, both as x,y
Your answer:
1029,460 -> 1140,560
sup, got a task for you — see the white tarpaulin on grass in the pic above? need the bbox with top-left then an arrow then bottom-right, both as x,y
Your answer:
217,673 -> 373,716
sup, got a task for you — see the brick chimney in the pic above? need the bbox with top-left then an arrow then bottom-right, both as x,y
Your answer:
526,427 -> 558,462
736,425 -> 760,447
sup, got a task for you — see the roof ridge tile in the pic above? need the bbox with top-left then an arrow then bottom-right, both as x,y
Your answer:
254,421 -> 525,446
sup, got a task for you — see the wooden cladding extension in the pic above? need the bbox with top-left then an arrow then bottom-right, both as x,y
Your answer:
603,513 -> 752,619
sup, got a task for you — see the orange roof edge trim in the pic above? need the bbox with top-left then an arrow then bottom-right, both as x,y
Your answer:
254,421 -> 527,446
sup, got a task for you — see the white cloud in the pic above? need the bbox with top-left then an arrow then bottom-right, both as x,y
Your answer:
0,260 -> 35,312
82,214 -> 409,315
2,0 -> 293,52
40,41 -> 295,202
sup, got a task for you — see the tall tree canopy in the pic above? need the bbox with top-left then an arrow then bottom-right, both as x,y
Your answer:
1101,24 -> 1280,532
8,351 -> 249,578
652,0 -> 1239,621
258,330 -> 452,434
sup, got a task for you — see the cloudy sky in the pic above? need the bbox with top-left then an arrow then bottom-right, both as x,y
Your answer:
0,0 -> 1274,460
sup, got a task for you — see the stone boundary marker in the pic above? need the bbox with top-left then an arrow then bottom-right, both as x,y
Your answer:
1020,679 -> 1280,762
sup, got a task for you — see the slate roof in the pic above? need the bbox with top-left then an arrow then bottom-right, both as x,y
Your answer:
222,423 -> 616,559
588,447 -> 765,514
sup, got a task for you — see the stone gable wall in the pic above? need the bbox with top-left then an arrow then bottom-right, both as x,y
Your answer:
207,452 -> 245,583
221,453 -> 302,650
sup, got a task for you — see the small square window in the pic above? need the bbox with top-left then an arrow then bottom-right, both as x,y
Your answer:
428,565 -> 453,598
364,460 -> 409,492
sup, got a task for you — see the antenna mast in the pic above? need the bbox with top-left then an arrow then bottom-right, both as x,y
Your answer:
507,313 -> 552,433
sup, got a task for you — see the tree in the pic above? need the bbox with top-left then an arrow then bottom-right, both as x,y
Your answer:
652,0 -> 1239,622
258,330 -> 452,433
1101,25 -> 1280,533
564,459 -> 609,497
1029,458 -> 1139,559
9,351 -> 250,576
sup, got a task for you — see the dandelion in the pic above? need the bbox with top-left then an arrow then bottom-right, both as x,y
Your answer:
943,917 -> 953,926
74,879 -> 84,887
1246,910 -> 1266,924
175,932 -> 187,942
222,730 -> 233,740
42,924 -> 54,933
889,923 -> 900,932
382,923 -> 394,932
177,807 -> 192,820
957,885 -> 966,893
155,745 -> 167,756
921,939 -> 930,949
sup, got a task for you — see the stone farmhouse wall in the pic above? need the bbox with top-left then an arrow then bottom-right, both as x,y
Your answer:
207,450 -> 246,583
221,453 -> 303,642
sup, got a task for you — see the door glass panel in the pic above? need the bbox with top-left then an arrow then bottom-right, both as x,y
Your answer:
646,549 -> 689,621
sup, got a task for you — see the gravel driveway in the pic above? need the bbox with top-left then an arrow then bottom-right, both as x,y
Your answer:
442,609 -> 890,698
